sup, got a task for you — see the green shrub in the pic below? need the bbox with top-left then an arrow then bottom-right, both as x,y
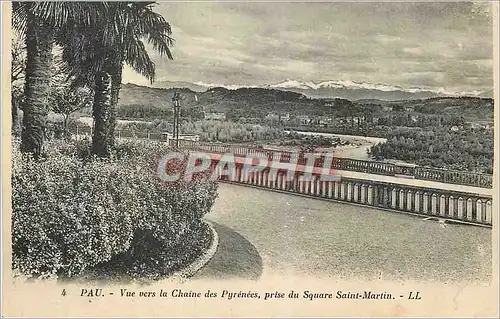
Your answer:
103,140 -> 218,279
12,145 -> 137,279
12,139 -> 218,280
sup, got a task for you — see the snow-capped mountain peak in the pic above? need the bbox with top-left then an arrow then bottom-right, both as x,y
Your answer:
193,81 -> 259,90
268,79 -> 317,90
269,79 -> 424,93
182,79 -> 487,100
268,79 -> 482,97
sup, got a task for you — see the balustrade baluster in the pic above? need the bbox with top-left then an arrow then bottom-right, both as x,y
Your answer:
486,201 -> 492,224
399,189 -> 405,210
422,193 -> 429,214
353,183 -> 359,202
367,185 -> 374,205
448,196 -> 455,218
414,191 -> 420,212
391,188 -> 397,208
439,195 -> 446,217
431,194 -> 438,215
406,190 -> 412,211
347,183 -> 353,201
466,198 -> 473,221
476,199 -> 483,223
328,181 -> 333,198
341,182 -> 347,200
361,184 -> 367,204
299,175 -> 305,193
334,181 -> 340,199
457,197 -> 464,219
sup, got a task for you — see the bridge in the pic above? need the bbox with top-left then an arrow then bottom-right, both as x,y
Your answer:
174,140 -> 494,227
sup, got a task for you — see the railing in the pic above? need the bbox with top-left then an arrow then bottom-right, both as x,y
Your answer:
68,127 -> 493,189
208,161 -> 493,227
176,140 -> 493,189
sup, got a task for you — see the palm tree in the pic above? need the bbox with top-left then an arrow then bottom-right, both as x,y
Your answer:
59,2 -> 174,157
11,34 -> 25,136
12,2 -> 105,158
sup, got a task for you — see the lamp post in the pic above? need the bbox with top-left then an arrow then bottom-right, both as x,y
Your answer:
172,92 -> 181,147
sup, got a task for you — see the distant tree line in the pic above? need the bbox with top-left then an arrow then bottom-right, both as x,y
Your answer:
368,127 -> 493,173
376,114 -> 465,128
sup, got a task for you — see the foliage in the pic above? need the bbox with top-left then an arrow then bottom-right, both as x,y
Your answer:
376,114 -> 465,128
279,132 -> 349,148
12,141 -> 134,279
12,139 -> 218,280
368,127 -> 494,173
118,104 -> 172,119
116,119 -> 286,143
12,1 -> 106,157
58,1 -> 174,89
181,120 -> 285,142
49,85 -> 93,131
11,34 -> 25,85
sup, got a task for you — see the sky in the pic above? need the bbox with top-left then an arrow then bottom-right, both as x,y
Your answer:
122,1 -> 495,96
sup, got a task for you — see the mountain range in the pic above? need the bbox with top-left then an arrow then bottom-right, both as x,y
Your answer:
150,79 -> 492,101
117,82 -> 493,123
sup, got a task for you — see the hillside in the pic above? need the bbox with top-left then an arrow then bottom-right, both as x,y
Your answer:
118,83 -> 199,108
358,97 -> 494,121
117,83 -> 494,121
118,83 -> 350,119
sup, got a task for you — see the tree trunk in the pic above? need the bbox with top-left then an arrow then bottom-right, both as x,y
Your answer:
11,91 -> 20,136
92,71 -> 113,157
62,114 -> 70,139
21,11 -> 54,158
103,54 -> 123,149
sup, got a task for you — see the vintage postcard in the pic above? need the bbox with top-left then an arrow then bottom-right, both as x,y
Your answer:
2,0 -> 498,317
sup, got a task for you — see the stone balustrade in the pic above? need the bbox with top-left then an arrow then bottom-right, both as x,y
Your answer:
209,162 -> 492,227
177,140 -> 493,189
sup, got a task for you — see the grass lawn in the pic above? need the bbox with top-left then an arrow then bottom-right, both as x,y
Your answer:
202,183 -> 492,283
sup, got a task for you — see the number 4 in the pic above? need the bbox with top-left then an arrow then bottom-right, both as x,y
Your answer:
61,289 -> 67,296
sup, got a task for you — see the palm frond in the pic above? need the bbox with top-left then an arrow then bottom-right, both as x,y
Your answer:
124,35 -> 156,83
58,25 -> 108,89
32,2 -> 107,28
13,2 -> 109,35
134,8 -> 174,59
12,2 -> 29,34
55,1 -> 174,87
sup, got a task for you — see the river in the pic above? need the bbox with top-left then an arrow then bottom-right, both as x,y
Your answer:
284,130 -> 387,160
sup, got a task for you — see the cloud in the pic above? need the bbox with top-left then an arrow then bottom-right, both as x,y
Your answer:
121,2 -> 494,95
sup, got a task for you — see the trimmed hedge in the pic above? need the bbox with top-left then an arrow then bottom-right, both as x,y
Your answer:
12,139 -> 218,280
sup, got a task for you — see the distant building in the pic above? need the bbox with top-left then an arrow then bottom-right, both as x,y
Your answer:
162,132 -> 200,142
382,106 -> 392,112
280,113 -> 290,122
265,113 -> 280,121
246,117 -> 260,124
265,112 -> 290,122
318,116 -> 333,125
296,115 -> 311,125
404,106 -> 414,112
204,112 -> 226,120
464,122 -> 492,131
